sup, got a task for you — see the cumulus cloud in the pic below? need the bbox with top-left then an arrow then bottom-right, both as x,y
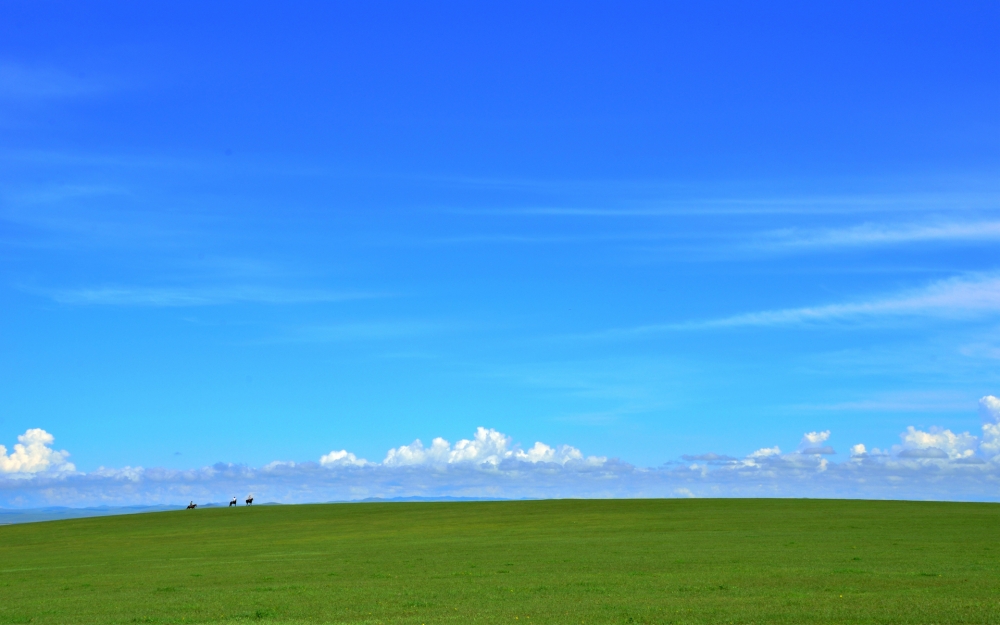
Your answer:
382,428 -> 595,467
0,427 -> 617,507
798,430 -> 835,455
748,446 -> 781,459
319,450 -> 370,467
10,399 -> 1000,507
896,426 -> 977,460
981,395 -> 1000,421
977,395 -> 1000,457
0,429 -> 74,475
803,431 -> 829,444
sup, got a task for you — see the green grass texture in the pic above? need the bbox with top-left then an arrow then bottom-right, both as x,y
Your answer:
1,499 -> 999,624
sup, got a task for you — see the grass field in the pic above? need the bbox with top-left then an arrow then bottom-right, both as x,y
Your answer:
1,499 -> 999,624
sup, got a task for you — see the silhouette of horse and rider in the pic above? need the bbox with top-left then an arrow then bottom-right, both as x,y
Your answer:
187,495 -> 253,509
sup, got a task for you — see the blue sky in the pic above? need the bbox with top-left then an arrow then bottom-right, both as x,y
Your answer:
2,1 -> 1000,505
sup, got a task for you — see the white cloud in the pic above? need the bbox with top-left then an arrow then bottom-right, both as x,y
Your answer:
515,441 -> 588,464
798,430 -> 835,455
383,437 -> 452,466
383,428 -> 598,467
0,429 -> 74,474
979,395 -> 1000,422
748,446 -> 781,459
263,460 -> 297,470
319,450 -> 370,467
448,428 -> 511,465
802,431 -> 830,444
897,426 -> 977,460
978,395 -> 1000,457
15,402 -> 1000,507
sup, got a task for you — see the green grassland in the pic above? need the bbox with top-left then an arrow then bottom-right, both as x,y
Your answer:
1,499 -> 999,624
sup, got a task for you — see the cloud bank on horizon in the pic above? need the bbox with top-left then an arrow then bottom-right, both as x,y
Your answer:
4,397 -> 1000,508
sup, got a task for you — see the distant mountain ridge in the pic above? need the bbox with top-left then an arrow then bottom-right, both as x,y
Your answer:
0,505 -> 183,525
0,497 -> 513,525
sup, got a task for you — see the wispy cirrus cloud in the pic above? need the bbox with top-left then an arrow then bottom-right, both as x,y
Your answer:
274,320 -> 444,343
792,390 -> 974,414
41,285 -> 384,307
755,220 -> 1000,252
586,273 -> 1000,337
451,190 -> 1000,217
690,274 -> 1000,328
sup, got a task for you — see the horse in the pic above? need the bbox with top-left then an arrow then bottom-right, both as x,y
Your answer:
186,501 -> 197,509
245,496 -> 254,506
229,497 -> 238,507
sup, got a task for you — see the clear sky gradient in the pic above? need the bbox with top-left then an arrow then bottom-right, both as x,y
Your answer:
1,2 -> 999,504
